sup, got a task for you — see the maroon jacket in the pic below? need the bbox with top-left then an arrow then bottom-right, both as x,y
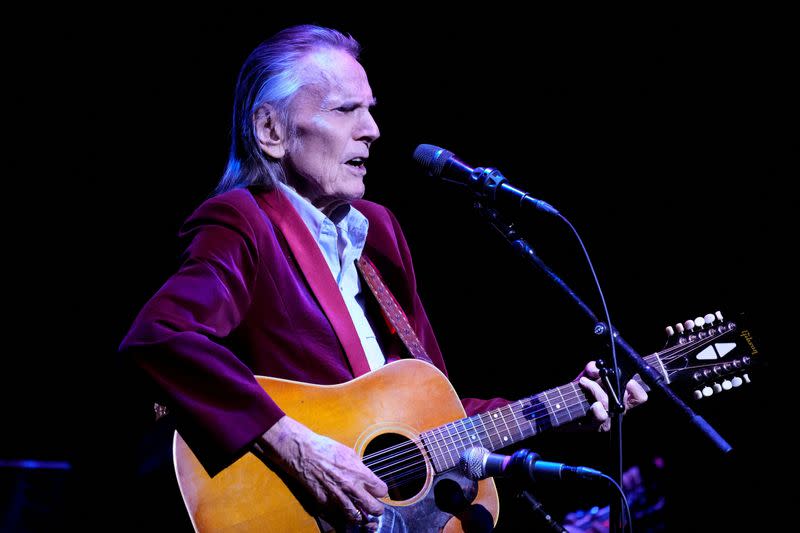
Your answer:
120,187 -> 507,475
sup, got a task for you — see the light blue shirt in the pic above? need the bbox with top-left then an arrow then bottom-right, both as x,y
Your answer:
278,182 -> 386,371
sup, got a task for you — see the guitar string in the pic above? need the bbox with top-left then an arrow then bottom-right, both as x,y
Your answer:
369,355 -> 654,477
364,359 -> 648,472
373,366 -> 740,482
366,387 -> 589,480
378,361 -> 747,490
381,464 -> 428,490
668,361 -> 751,373
364,327 -> 733,468
361,375 -> 600,466
367,328 -> 743,487
363,384 -> 586,469
375,375 -> 654,488
363,348 -> 680,468
365,399 -> 568,478
374,396 -> 589,488
367,373 -> 636,476
654,327 -> 737,363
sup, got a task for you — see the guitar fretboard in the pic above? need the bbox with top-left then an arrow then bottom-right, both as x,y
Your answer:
421,353 -> 661,473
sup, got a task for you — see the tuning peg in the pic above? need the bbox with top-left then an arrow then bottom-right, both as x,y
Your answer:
712,383 -> 722,393
666,325 -> 675,337
722,379 -> 733,390
684,319 -> 695,331
701,386 -> 713,397
675,323 -> 685,334
693,390 -> 703,400
694,316 -> 706,328
704,313 -> 716,325
715,311 -> 723,322
743,373 -> 751,384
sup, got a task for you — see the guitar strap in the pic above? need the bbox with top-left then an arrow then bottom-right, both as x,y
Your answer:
355,256 -> 433,365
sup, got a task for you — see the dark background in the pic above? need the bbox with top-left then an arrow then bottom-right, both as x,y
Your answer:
5,6 -> 788,531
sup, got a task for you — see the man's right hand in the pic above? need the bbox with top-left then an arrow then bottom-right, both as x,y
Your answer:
254,416 -> 388,529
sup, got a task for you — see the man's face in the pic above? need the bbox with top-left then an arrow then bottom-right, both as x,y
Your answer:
284,48 -> 380,213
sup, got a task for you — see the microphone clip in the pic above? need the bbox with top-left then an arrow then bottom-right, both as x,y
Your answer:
595,359 -> 625,415
470,167 -> 508,203
507,448 -> 535,478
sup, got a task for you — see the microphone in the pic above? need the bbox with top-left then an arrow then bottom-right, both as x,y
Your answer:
460,447 -> 604,482
412,144 -> 559,215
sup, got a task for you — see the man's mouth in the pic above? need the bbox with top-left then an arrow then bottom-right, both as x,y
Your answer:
345,157 -> 367,168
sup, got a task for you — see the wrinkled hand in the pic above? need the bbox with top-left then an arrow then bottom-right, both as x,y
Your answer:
255,416 -> 387,530
577,361 -> 648,432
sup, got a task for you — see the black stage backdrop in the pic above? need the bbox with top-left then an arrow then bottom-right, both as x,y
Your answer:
4,7 -> 787,532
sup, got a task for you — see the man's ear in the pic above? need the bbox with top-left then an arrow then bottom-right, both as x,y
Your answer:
254,104 -> 286,159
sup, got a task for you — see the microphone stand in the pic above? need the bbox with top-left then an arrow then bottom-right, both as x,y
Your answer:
473,201 -> 732,533
508,448 -> 568,532
516,490 -> 568,533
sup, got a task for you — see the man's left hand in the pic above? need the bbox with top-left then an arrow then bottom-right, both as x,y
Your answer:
577,361 -> 648,432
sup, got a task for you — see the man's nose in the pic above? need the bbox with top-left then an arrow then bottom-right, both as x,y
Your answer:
356,110 -> 380,144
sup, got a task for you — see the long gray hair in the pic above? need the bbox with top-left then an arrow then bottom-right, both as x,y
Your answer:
214,25 -> 361,195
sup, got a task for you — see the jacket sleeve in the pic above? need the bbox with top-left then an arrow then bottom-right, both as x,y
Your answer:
119,192 -> 284,476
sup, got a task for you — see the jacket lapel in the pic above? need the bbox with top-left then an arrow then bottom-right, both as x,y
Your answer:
253,188 -> 371,377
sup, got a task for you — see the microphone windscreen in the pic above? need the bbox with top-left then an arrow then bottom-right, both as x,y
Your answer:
459,447 -> 489,480
412,144 -> 452,177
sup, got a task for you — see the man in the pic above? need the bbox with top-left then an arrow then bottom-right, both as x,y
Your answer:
120,24 -> 647,530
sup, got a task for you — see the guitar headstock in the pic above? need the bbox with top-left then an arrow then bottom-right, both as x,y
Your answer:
648,311 -> 760,401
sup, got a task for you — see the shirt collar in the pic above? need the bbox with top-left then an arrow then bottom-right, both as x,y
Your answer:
277,182 -> 369,249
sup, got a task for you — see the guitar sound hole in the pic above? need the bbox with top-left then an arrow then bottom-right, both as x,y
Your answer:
363,433 -> 426,501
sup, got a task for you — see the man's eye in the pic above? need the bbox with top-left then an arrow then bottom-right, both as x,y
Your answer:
336,106 -> 357,113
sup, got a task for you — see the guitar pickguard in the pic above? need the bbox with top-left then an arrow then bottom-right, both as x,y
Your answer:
348,470 -> 491,533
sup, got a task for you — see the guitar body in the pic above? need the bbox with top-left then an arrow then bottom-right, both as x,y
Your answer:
174,360 -> 499,532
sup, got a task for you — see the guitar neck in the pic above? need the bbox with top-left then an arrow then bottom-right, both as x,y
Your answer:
422,353 -> 663,473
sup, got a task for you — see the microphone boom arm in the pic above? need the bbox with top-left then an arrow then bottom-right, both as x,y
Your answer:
474,202 -> 732,451
473,201 -> 732,533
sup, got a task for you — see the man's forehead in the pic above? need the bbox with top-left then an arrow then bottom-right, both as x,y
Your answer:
302,48 -> 352,69
298,49 -> 360,82
296,50 -> 373,103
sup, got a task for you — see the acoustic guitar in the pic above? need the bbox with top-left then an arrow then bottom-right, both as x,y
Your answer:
173,312 -> 758,532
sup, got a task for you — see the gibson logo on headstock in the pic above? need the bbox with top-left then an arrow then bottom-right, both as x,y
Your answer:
740,329 -> 758,356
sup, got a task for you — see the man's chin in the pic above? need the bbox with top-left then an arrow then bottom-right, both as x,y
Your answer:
337,184 -> 366,203
316,192 -> 362,217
